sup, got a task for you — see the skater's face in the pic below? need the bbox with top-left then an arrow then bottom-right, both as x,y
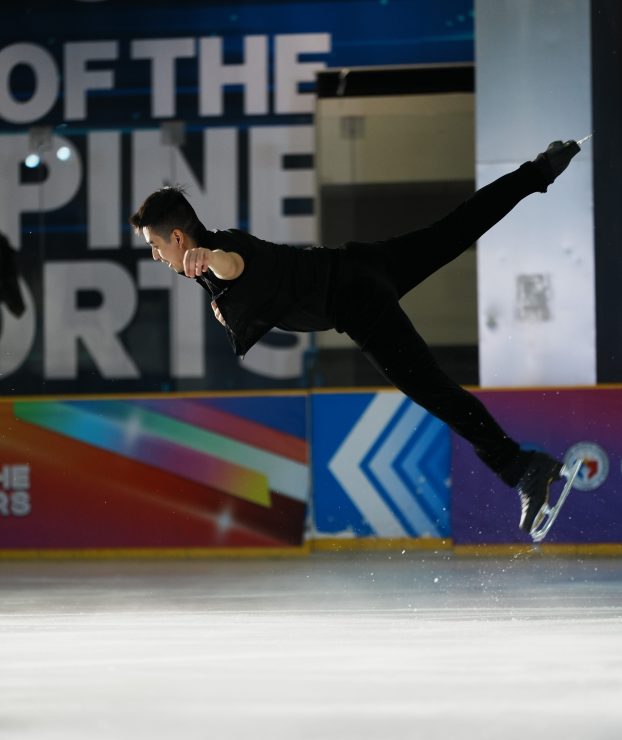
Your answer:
143,226 -> 186,273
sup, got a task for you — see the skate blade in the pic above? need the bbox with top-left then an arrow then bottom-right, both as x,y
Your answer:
530,458 -> 583,543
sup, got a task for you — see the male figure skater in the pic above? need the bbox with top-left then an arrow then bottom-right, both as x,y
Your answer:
130,140 -> 580,537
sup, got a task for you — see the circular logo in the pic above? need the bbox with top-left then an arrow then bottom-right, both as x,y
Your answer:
564,442 -> 609,491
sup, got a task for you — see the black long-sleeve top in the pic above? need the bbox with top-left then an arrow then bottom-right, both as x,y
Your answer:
193,228 -> 395,355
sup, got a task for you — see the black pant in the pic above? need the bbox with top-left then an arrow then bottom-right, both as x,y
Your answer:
347,162 -> 546,486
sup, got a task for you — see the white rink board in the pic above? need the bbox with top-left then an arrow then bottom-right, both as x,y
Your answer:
476,160 -> 595,387
475,0 -> 595,387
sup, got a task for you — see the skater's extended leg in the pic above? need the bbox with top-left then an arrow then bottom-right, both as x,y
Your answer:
381,162 -> 546,298
355,304 -> 566,533
422,140 -> 580,260
355,304 -> 529,482
367,142 -> 580,298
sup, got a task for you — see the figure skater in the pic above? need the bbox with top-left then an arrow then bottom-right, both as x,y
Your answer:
130,140 -> 581,536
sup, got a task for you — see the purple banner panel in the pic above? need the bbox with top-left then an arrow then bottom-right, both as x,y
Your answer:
452,387 -> 622,544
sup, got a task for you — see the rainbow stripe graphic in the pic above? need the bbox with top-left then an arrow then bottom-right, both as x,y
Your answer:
14,399 -> 308,507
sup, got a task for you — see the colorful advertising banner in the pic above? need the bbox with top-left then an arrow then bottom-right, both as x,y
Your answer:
3,386 -> 622,551
452,387 -> 622,544
0,393 -> 308,550
0,0 -> 474,394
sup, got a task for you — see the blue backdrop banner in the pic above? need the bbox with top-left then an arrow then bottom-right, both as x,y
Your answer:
0,0 -> 473,394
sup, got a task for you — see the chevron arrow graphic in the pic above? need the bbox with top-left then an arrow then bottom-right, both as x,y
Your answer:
327,393 -> 451,537
398,414 -> 450,534
328,393 -> 409,536
365,402 -> 447,536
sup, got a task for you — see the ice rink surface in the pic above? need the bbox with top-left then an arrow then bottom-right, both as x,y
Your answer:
1,551 -> 621,740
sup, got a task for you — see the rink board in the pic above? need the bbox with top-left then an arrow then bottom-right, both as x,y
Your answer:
452,387 -> 622,545
0,395 -> 309,551
310,391 -> 451,540
2,387 -> 621,553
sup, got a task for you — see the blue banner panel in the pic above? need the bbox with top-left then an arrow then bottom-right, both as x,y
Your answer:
311,391 -> 451,538
0,0 -> 473,394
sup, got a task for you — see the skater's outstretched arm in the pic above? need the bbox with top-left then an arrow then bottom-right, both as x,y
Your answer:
178,247 -> 244,280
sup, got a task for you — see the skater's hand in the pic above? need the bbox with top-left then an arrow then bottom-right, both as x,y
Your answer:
183,247 -> 244,280
183,247 -> 214,277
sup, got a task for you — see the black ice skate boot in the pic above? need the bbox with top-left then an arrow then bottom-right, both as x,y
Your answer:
516,452 -> 563,533
533,140 -> 580,189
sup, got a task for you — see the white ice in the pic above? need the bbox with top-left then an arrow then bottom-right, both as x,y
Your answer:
1,552 -> 621,740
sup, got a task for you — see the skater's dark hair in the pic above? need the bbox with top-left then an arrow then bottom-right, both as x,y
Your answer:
130,186 -> 208,244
